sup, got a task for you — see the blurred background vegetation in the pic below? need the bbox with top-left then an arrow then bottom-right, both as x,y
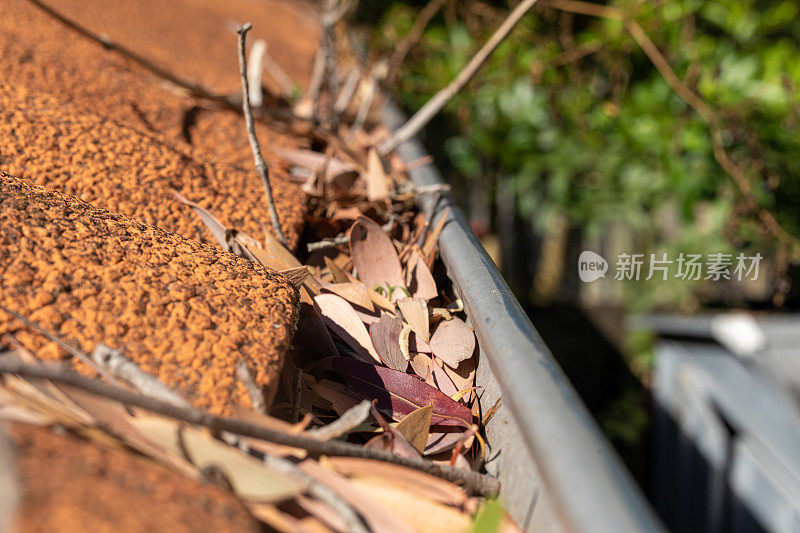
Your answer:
355,0 -> 800,478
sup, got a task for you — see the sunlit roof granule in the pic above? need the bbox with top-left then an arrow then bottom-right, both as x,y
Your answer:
0,82 -> 304,249
0,177 -> 299,414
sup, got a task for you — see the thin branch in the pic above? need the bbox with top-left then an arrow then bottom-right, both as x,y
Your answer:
92,344 -> 190,409
236,360 -> 267,414
261,44 -> 298,99
306,216 -> 395,252
385,0 -> 447,86
27,0 -> 237,108
346,59 -> 386,143
0,360 -> 499,496
237,23 -> 288,247
378,0 -> 540,155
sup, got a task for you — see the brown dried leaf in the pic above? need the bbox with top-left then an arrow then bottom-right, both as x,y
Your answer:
430,357 -> 458,397
405,248 -> 438,301
314,294 -> 381,363
325,457 -> 468,507
349,217 -> 405,290
396,298 -> 429,343
369,314 -> 408,372
324,256 -> 350,284
298,459 -> 415,533
394,405 -> 432,454
422,208 -> 450,268
408,352 -> 434,384
441,355 -> 475,396
172,191 -> 229,250
309,379 -> 361,416
321,282 -> 374,312
348,476 -> 472,532
429,318 -> 475,368
366,148 -> 389,202
279,266 -> 310,288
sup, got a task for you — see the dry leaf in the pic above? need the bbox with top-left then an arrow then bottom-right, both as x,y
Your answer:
366,148 -> 389,202
279,266 -> 311,287
321,282 -> 375,312
441,356 -> 475,398
429,318 -> 475,368
430,357 -> 458,396
409,352 -> 434,385
348,476 -> 472,533
324,256 -> 350,284
394,405 -> 432,453
314,294 -> 381,363
325,457 -> 468,508
396,298 -> 430,343
172,191 -> 229,250
349,217 -> 405,290
422,208 -> 449,268
405,249 -> 438,301
298,459 -> 415,533
130,417 -> 304,502
276,147 -> 359,183
309,379 -> 362,416
369,314 -> 408,372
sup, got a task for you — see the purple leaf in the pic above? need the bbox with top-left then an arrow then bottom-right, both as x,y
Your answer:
317,357 -> 472,428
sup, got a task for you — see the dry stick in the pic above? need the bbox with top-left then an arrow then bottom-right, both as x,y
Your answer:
333,67 -> 361,116
385,0 -> 447,86
236,360 -> 267,414
547,0 -> 800,254
261,45 -> 298,99
0,303 -> 119,386
27,0 -> 236,108
237,23 -> 288,247
378,0 -> 540,155
0,360 -> 499,496
92,344 -> 190,409
346,59 -> 386,143
306,216 -> 396,252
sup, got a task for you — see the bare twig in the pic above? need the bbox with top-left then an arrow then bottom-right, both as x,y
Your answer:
385,0 -> 447,86
306,216 -> 396,252
27,0 -> 237,108
0,360 -> 499,496
236,360 -> 266,413
92,344 -> 190,409
262,454 -> 368,533
306,400 -> 372,440
0,303 -> 119,386
237,23 -> 288,247
346,58 -> 387,143
333,67 -> 361,116
378,0 -> 540,155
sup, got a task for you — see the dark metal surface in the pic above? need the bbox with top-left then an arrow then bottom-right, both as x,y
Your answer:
382,102 -> 663,532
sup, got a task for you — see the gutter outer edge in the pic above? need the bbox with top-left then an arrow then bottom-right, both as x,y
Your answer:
382,102 -> 664,533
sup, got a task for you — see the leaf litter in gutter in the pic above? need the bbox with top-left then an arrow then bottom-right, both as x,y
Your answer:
316,357 -> 473,428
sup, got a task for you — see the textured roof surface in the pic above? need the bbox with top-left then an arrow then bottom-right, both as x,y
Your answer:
0,0 -> 316,210
0,82 -> 304,249
10,424 -> 259,532
0,177 -> 298,413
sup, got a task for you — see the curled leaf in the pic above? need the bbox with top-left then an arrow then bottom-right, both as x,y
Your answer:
314,294 -> 380,363
349,217 -> 405,291
369,315 -> 409,372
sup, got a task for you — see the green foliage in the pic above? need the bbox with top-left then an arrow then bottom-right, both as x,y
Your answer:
470,499 -> 505,533
372,0 -> 800,310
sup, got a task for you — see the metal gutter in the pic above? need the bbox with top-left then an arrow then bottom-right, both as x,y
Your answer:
382,102 -> 664,532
